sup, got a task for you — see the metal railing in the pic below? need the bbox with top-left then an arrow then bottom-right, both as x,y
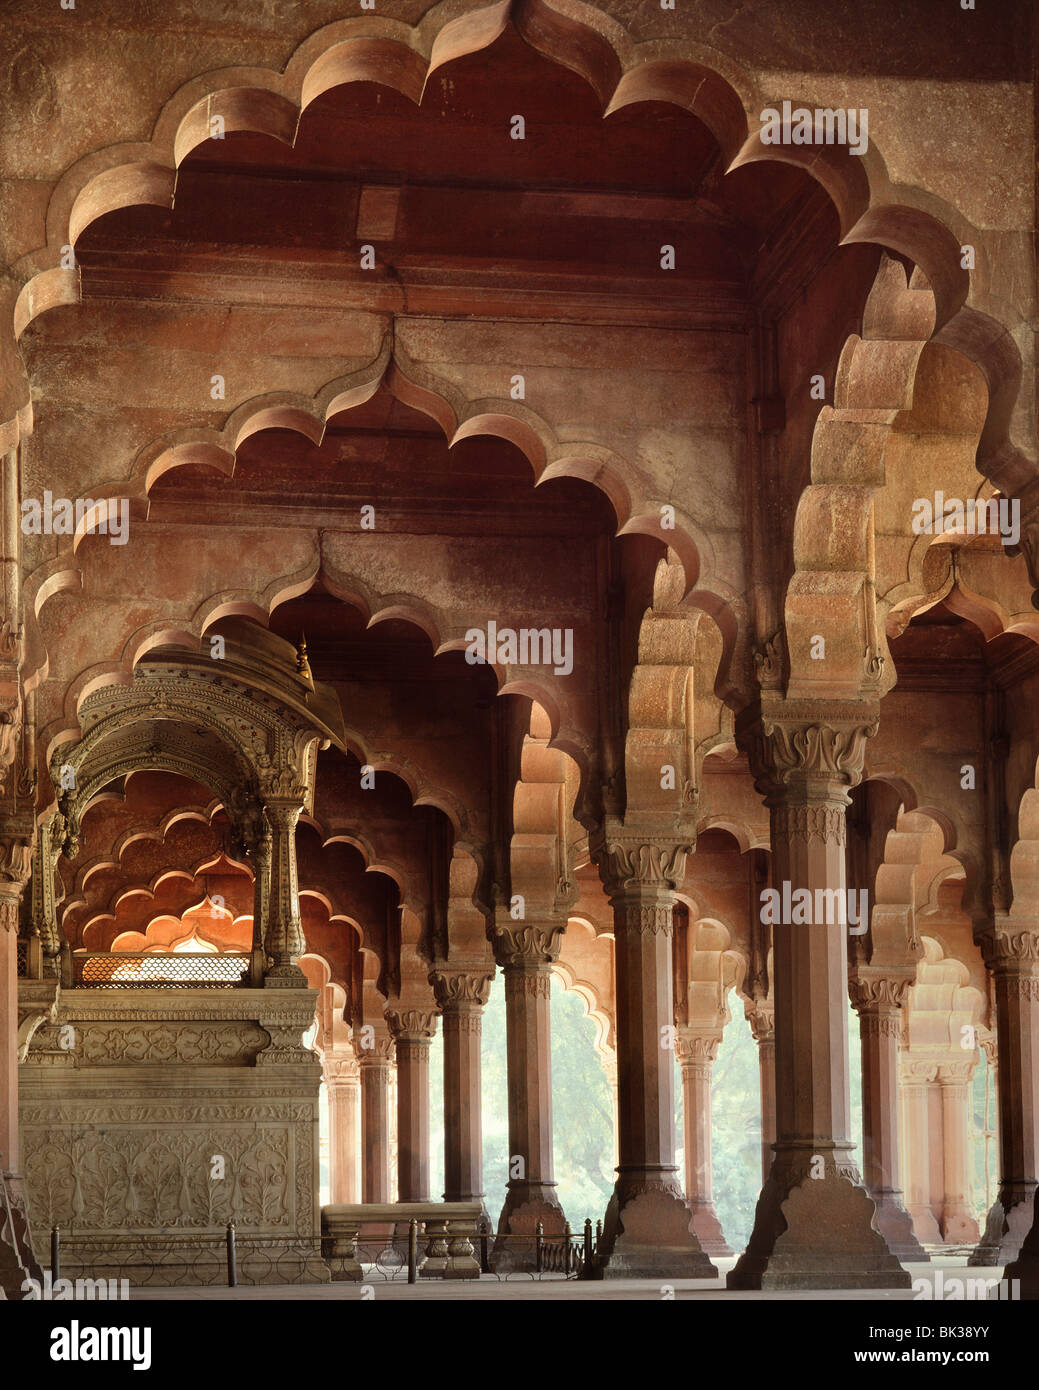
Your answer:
535,1220 -> 596,1277
72,952 -> 250,989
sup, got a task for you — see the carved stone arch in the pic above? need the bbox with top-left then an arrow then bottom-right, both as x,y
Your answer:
678,916 -> 745,1035
69,746 -> 245,849
509,699 -> 579,921
20,348 -> 735,726
3,5 -> 1032,698
903,932 -> 988,1045
554,915 -> 615,1054
1007,764 -> 1039,920
869,807 -> 958,969
54,645 -> 346,829
618,562 -> 699,830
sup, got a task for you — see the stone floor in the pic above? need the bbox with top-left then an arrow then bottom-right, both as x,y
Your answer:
130,1255 -> 1007,1299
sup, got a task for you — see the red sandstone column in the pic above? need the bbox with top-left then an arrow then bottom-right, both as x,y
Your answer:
492,921 -> 565,1258
325,1054 -> 361,1203
973,921 -> 1039,1264
430,965 -> 494,1204
356,1037 -> 394,1204
849,973 -> 927,1261
747,1002 -> 776,1183
938,1060 -> 980,1243
386,1009 -> 436,1203
728,707 -> 909,1290
262,799 -> 306,985
676,1028 -> 732,1255
900,1058 -> 942,1244
592,834 -> 714,1278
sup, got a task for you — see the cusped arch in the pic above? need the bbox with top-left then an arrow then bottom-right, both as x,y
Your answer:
4,0 -> 1030,553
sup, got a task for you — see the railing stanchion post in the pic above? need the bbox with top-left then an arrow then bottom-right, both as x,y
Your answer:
563,1221 -> 572,1275
226,1220 -> 237,1288
480,1217 -> 490,1274
51,1225 -> 60,1283
408,1218 -> 418,1284
535,1220 -> 544,1275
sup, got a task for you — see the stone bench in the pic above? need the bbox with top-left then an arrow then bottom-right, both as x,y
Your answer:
321,1203 -> 484,1281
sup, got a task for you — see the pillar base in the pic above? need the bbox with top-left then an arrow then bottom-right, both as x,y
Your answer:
727,1150 -> 911,1290
1003,1188 -> 1039,1297
871,1189 -> 930,1263
493,1183 -> 565,1271
597,1172 -> 717,1280
264,963 -> 308,988
0,1171 -> 41,1299
940,1205 -> 980,1245
970,1184 -> 1036,1265
907,1203 -> 942,1246
688,1197 -> 733,1257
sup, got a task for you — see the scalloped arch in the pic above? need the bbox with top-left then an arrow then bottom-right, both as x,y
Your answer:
2,0 -> 1030,542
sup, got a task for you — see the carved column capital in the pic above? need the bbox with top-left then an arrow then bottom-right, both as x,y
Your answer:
848,971 -> 912,1014
324,1053 -> 360,1087
746,1004 -> 775,1045
263,797 -> 303,831
260,779 -> 308,809
428,963 -> 494,1012
938,1060 -> 976,1086
982,917 -> 1039,975
492,921 -> 564,969
591,830 -> 691,897
385,1008 -> 438,1043
675,1028 -> 721,1066
899,1059 -> 938,1086
354,1032 -> 395,1065
738,700 -> 879,808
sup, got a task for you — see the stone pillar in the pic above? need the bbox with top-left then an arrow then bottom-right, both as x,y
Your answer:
900,1059 -> 942,1244
0,821 -> 37,1297
938,1060 -> 980,1244
325,1054 -> 361,1203
676,1028 -> 732,1256
263,799 -> 306,986
592,834 -> 715,1278
356,1037 -> 394,1204
430,965 -> 494,1204
972,922 -> 1039,1265
28,818 -> 61,979
849,973 -> 928,1261
248,823 -> 272,989
386,1009 -> 436,1203
728,707 -> 910,1289
747,1002 -> 776,1184
492,922 -> 565,1251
